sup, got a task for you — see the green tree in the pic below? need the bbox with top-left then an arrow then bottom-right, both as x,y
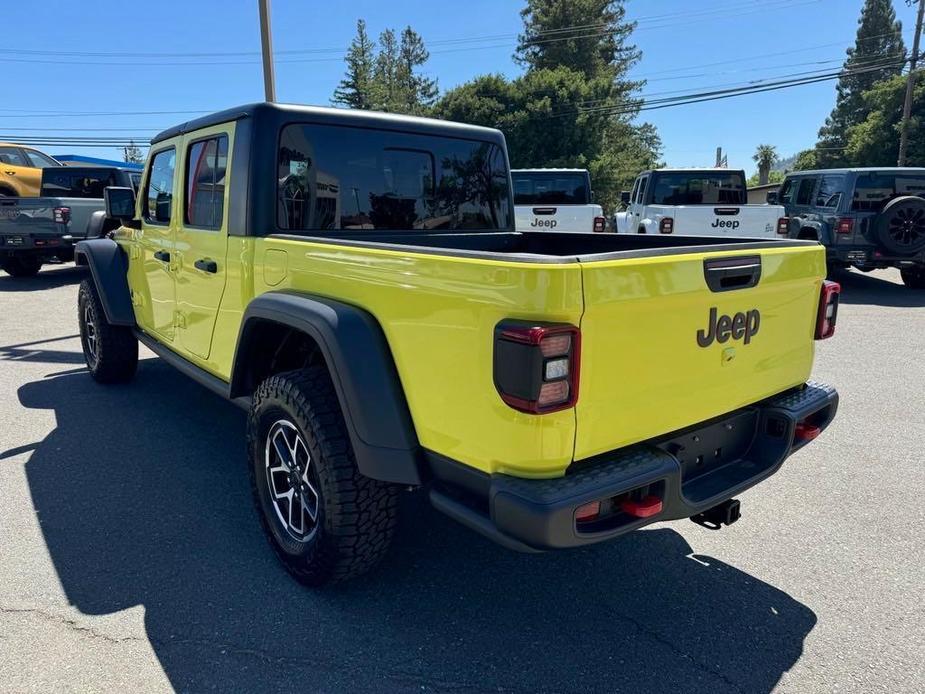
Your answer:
436,0 -> 660,212
792,148 -> 819,171
396,27 -> 438,114
752,144 -> 778,185
747,170 -> 784,187
122,140 -> 143,164
373,28 -> 400,111
843,74 -> 924,166
332,20 -> 378,110
815,0 -> 906,166
515,0 -> 639,83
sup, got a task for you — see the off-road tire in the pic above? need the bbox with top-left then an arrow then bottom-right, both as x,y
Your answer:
875,196 -> 925,255
900,266 -> 925,289
247,367 -> 399,586
1,256 -> 42,277
77,278 -> 138,383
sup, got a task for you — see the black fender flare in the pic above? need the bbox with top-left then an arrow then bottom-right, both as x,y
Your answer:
73,239 -> 135,326
794,218 -> 828,244
230,291 -> 423,486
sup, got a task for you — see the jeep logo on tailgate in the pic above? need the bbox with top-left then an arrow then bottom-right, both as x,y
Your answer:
697,307 -> 760,347
711,219 -> 740,230
531,219 -> 557,229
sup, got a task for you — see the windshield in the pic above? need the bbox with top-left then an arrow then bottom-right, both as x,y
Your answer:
650,172 -> 746,205
852,172 -> 925,211
277,124 -> 511,232
512,172 -> 590,205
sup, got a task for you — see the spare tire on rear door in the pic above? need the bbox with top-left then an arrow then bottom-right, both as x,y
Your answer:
875,196 -> 925,254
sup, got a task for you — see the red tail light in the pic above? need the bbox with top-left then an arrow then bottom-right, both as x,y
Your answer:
659,217 -> 674,234
836,218 -> 853,234
53,206 -> 70,224
815,280 -> 840,339
494,322 -> 580,414
777,217 -> 790,235
593,216 -> 606,233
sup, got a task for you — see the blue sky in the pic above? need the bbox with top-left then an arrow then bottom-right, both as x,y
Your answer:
1,0 -> 919,176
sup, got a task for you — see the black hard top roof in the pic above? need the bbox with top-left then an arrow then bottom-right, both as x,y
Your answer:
151,102 -> 505,145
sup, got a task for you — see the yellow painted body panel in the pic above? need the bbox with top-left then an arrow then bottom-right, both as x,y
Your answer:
246,237 -> 584,477
575,245 -> 826,460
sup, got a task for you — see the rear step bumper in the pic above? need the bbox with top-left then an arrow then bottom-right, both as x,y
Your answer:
429,380 -> 838,552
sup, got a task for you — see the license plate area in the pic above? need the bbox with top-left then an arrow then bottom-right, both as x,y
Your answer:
656,409 -> 758,487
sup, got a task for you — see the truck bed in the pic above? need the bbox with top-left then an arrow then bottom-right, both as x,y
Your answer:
270,230 -> 813,261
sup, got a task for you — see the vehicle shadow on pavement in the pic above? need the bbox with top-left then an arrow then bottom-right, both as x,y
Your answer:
19,362 -> 817,693
0,263 -> 84,291
836,270 -> 925,307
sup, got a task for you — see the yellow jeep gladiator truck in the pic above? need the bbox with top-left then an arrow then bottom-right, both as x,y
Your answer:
75,103 -> 840,586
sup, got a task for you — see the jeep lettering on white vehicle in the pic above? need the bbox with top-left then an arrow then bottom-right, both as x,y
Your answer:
711,219 -> 740,229
531,218 -> 557,229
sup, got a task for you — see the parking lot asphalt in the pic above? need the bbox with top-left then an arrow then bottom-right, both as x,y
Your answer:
0,264 -> 922,693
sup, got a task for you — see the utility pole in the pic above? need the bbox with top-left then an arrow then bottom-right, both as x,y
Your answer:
258,0 -> 277,102
898,0 -> 924,166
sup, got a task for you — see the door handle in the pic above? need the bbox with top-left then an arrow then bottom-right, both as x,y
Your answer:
4,170 -> 15,175
194,258 -> 217,273
154,250 -> 171,263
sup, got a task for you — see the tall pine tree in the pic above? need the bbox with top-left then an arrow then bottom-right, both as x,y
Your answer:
332,20 -> 378,110
815,0 -> 906,166
437,0 -> 660,212
396,27 -> 439,115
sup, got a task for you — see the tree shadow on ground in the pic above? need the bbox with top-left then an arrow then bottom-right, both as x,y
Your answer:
18,362 -> 816,693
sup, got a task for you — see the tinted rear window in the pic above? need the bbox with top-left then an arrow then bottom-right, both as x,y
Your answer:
852,172 -> 925,211
512,173 -> 590,205
41,169 -> 118,198
650,172 -> 746,205
277,124 -> 511,232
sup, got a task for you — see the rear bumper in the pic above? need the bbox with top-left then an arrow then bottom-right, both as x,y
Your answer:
429,381 -> 837,552
0,231 -> 69,256
829,244 -> 925,268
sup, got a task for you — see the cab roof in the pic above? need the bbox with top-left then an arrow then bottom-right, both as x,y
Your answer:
151,102 -> 506,146
784,167 -> 925,176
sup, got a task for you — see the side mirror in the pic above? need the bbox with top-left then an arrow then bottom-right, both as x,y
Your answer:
104,186 -> 136,220
620,191 -> 631,204
766,191 -> 779,205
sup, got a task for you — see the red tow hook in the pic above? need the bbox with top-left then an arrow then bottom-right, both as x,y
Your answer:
620,495 -> 663,518
795,422 -> 822,442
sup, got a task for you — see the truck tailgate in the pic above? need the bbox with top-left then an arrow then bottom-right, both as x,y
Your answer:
673,205 -> 782,237
575,245 -> 825,460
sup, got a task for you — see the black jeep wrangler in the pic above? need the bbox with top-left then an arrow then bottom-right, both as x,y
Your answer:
770,168 -> 925,287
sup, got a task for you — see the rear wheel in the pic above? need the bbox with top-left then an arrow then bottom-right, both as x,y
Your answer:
1,256 -> 42,277
247,367 -> 398,586
900,266 -> 925,289
78,279 -> 138,383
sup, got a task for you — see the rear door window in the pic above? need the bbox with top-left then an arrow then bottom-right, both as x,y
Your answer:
815,175 -> 845,208
144,148 -> 176,224
512,173 -> 590,205
852,172 -> 925,211
185,135 -> 228,229
0,146 -> 29,167
277,123 -> 511,232
795,178 -> 817,206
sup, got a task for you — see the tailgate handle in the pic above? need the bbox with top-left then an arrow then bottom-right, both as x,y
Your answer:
713,207 -> 740,215
704,255 -> 761,292
532,207 -> 556,215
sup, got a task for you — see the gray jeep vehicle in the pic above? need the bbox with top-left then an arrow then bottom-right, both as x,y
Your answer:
769,168 -> 925,288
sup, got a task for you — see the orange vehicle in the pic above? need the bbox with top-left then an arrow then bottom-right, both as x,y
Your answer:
0,143 -> 62,197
